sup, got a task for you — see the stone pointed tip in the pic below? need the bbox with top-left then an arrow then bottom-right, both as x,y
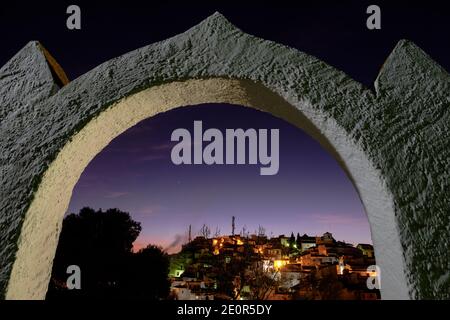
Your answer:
208,11 -> 228,21
391,39 -> 424,56
3,41 -> 42,63
0,40 -> 69,118
375,40 -> 448,96
28,40 -> 41,47
386,39 -> 447,72
19,40 -> 46,55
17,41 -> 70,86
395,39 -> 413,48
194,11 -> 236,31
180,12 -> 241,43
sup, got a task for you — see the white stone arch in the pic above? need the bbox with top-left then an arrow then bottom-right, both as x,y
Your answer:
5,78 -> 407,299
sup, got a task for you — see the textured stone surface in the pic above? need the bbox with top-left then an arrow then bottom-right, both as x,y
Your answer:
0,41 -> 68,298
0,13 -> 449,299
374,40 -> 450,298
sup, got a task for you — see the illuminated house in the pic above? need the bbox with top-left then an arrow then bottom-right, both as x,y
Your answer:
170,279 -> 215,300
279,235 -> 290,247
316,232 -> 335,245
266,248 -> 283,260
300,253 -> 338,267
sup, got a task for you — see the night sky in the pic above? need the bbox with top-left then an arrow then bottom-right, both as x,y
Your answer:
1,1 -> 448,253
67,104 -> 370,253
1,1 -> 448,87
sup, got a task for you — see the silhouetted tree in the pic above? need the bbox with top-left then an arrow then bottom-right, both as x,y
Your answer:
199,224 -> 211,239
214,226 -> 221,238
123,245 -> 170,299
310,269 -> 344,300
46,207 -> 169,299
289,232 -> 296,249
257,225 -> 266,238
245,261 -> 280,300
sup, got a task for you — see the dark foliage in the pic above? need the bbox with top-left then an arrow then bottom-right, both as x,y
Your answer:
46,207 -> 169,299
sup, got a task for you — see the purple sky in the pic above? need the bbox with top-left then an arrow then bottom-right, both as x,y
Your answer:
67,104 -> 372,253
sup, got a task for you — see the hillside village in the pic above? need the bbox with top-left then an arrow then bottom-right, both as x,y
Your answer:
168,220 -> 380,300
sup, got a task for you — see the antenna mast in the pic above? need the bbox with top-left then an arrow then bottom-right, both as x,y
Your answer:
232,216 -> 235,236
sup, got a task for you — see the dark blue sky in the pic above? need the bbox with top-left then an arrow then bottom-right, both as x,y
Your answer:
1,1 -> 448,88
68,104 -> 370,253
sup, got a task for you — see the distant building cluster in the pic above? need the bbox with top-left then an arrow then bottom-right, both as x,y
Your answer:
168,228 -> 380,300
